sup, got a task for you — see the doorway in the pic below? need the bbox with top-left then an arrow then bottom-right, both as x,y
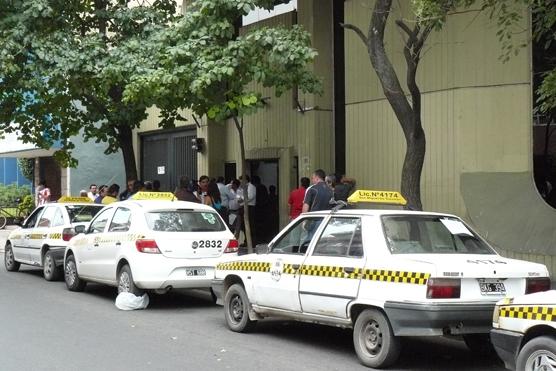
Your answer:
248,159 -> 280,242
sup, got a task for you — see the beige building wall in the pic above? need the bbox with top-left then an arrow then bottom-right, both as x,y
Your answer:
344,0 -> 531,216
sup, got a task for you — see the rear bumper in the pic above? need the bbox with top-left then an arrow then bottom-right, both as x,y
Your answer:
211,279 -> 224,305
48,247 -> 66,266
384,301 -> 496,336
490,328 -> 522,371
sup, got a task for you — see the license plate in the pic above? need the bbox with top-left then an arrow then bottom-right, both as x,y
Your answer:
479,280 -> 506,295
186,268 -> 206,277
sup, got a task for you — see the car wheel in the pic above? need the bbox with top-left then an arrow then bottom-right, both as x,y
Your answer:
353,308 -> 401,369
224,283 -> 257,332
463,334 -> 495,356
43,250 -> 62,281
517,335 -> 556,371
117,265 -> 143,296
64,255 -> 86,292
4,243 -> 20,272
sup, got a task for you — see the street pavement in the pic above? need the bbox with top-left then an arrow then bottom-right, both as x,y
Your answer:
0,255 -> 506,371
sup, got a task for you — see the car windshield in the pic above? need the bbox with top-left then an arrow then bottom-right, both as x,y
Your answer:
145,210 -> 226,232
382,215 -> 495,255
65,205 -> 104,223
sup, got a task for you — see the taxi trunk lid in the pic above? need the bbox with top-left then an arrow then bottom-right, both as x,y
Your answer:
150,231 -> 231,259
403,254 -> 548,300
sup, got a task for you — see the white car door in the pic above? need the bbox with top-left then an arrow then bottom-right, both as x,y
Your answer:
252,216 -> 325,312
298,216 -> 367,318
101,207 -> 133,280
14,207 -> 45,263
78,207 -> 114,279
28,206 -> 58,264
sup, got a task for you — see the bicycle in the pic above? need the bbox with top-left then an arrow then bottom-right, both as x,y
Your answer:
0,200 -> 26,229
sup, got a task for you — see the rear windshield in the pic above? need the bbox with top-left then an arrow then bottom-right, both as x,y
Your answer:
65,205 -> 104,223
145,210 -> 226,232
382,215 -> 495,255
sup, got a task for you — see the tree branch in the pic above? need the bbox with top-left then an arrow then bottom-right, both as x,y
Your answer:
340,23 -> 368,46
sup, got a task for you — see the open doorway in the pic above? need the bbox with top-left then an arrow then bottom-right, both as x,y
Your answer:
248,159 -> 279,243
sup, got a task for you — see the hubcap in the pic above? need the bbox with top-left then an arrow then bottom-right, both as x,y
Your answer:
5,247 -> 14,267
118,271 -> 131,293
361,319 -> 383,357
65,260 -> 76,286
44,254 -> 53,276
229,294 -> 244,323
527,350 -> 556,371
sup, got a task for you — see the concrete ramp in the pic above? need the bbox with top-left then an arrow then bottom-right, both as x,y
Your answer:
461,172 -> 556,256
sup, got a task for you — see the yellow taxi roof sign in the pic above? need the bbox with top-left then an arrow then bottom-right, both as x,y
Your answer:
131,192 -> 176,201
58,196 -> 93,203
347,190 -> 407,206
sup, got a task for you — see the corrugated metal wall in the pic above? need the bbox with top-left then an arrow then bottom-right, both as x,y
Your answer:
344,0 -> 531,216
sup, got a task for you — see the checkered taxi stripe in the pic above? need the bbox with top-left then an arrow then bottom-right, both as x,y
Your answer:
217,262 -> 271,272
217,262 -> 429,285
49,233 -> 62,239
500,306 -> 556,321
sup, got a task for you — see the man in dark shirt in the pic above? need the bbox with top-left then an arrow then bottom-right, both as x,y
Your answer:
302,169 -> 333,213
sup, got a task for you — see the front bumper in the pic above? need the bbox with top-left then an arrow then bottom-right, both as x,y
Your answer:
490,328 -> 522,371
384,301 -> 496,336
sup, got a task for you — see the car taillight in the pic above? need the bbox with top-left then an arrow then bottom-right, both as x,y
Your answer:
62,228 -> 75,242
525,277 -> 551,294
135,239 -> 161,254
224,239 -> 239,253
426,278 -> 461,299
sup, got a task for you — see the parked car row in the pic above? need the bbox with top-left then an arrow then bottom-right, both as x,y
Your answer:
3,190 -> 554,369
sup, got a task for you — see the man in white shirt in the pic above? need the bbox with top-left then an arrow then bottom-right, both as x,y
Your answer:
237,175 -> 257,245
87,184 -> 97,202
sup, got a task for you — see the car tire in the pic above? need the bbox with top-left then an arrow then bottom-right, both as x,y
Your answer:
43,250 -> 62,281
517,335 -> 556,371
463,334 -> 495,356
64,255 -> 87,292
117,265 -> 144,296
4,243 -> 20,272
224,283 -> 257,332
353,308 -> 401,369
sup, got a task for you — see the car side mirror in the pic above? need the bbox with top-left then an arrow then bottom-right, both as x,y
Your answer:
74,225 -> 86,234
256,243 -> 270,255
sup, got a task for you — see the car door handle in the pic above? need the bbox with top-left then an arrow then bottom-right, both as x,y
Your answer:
115,242 -> 121,246
344,267 -> 355,274
292,264 -> 300,270
42,234 -> 47,238
93,244 -> 99,247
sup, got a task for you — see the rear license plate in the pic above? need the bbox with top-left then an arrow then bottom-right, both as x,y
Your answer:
186,268 -> 206,277
479,280 -> 506,295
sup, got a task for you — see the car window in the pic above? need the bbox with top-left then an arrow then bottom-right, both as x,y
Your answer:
271,217 -> 324,255
88,208 -> 113,234
37,206 -> 57,228
23,207 -> 44,229
51,208 -> 65,227
109,208 -> 132,232
382,215 -> 495,254
65,205 -> 104,223
312,217 -> 363,258
145,210 -> 225,232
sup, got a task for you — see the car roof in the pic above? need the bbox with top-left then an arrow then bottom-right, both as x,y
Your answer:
114,200 -> 216,212
306,209 -> 458,218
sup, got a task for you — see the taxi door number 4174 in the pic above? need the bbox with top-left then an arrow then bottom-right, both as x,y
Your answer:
478,279 -> 506,295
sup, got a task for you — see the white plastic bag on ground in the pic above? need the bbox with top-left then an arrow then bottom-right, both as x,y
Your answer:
115,292 -> 150,310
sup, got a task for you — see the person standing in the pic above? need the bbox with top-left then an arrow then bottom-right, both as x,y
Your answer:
94,185 -> 107,204
87,184 -> 98,202
119,177 -> 136,201
174,175 -> 200,203
238,175 -> 256,245
288,177 -> 310,220
204,181 -> 225,219
37,180 -> 51,205
102,184 -> 120,204
302,169 -> 333,213
227,179 -> 242,239
216,176 -> 231,225
194,175 -> 210,204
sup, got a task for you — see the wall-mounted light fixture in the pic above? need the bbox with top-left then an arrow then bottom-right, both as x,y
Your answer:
191,138 -> 204,153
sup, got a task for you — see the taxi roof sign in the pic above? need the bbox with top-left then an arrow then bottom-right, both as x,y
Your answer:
347,190 -> 407,206
131,192 -> 176,201
58,196 -> 92,203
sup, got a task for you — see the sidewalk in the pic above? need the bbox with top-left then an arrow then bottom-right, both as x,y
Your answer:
0,225 -> 18,253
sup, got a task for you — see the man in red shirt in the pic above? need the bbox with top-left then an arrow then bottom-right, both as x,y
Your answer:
288,177 -> 310,220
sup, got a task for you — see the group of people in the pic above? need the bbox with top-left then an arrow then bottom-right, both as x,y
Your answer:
288,169 -> 356,220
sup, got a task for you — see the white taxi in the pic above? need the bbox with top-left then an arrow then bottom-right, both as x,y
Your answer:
491,290 -> 556,370
212,190 -> 550,369
4,197 -> 104,281
63,192 -> 238,296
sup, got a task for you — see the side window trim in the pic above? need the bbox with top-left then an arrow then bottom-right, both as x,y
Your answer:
108,207 -> 132,232
24,207 -> 45,229
270,216 -> 327,255
310,216 -> 364,258
88,208 -> 113,234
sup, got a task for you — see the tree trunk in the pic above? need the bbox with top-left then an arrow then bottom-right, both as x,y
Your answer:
366,0 -> 425,210
233,116 -> 253,253
117,124 -> 138,180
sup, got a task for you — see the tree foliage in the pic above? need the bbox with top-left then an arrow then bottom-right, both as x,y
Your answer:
0,0 -> 179,178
